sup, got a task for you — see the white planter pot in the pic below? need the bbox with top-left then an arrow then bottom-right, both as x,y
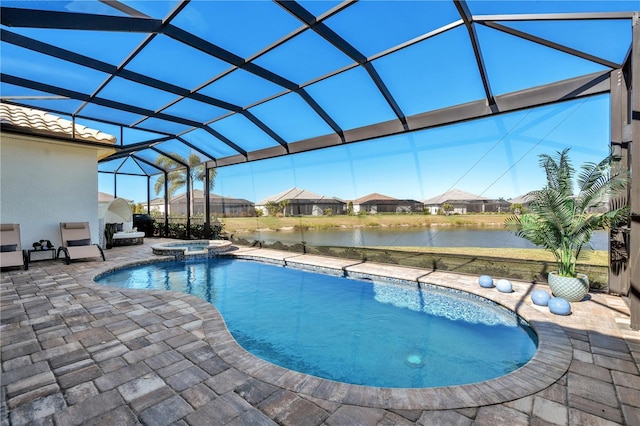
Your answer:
547,271 -> 589,302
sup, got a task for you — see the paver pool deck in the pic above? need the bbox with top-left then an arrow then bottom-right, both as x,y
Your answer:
1,239 -> 639,425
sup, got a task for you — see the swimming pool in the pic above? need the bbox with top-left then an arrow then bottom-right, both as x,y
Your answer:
95,257 -> 537,388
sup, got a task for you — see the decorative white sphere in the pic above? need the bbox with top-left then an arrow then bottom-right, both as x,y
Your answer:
531,289 -> 551,306
478,275 -> 493,288
496,279 -> 513,293
548,297 -> 571,316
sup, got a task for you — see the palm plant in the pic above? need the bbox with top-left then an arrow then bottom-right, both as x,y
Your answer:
154,153 -> 217,214
264,201 -> 279,217
505,148 -> 628,278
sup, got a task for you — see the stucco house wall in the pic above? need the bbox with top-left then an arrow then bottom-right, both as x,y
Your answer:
1,133 -> 101,249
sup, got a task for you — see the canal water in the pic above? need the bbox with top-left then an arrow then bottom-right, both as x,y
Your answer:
239,228 -> 608,250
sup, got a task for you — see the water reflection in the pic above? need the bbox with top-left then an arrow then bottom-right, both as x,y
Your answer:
241,228 -> 608,250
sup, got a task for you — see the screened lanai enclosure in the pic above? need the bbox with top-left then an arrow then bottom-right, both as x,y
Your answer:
1,0 -> 639,326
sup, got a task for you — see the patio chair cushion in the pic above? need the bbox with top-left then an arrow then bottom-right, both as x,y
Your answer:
64,222 -> 86,229
0,223 -> 25,269
67,238 -> 91,247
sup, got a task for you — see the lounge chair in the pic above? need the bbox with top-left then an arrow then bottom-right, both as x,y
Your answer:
57,222 -> 105,264
0,223 -> 27,270
111,222 -> 145,246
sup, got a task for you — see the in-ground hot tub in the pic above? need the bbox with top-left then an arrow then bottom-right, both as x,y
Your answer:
151,240 -> 233,259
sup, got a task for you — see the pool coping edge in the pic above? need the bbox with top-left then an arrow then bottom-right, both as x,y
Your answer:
89,248 -> 573,411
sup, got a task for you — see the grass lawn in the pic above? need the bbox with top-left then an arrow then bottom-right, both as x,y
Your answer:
377,246 -> 608,266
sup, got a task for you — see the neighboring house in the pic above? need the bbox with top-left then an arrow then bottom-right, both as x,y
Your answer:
150,189 -> 254,217
509,191 -> 611,214
149,197 -> 166,214
256,188 -> 346,216
0,103 -> 116,248
98,191 -> 116,203
422,188 -> 511,214
508,193 -> 535,211
99,192 -> 133,205
352,193 -> 424,214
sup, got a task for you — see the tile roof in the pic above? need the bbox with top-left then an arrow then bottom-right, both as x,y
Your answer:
422,188 -> 487,204
98,192 -> 116,203
508,192 -> 535,204
0,103 -> 116,144
256,187 -> 336,205
353,193 -> 397,204
151,189 -> 253,204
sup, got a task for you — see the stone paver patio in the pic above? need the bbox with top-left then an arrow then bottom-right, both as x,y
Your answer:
1,239 -> 639,425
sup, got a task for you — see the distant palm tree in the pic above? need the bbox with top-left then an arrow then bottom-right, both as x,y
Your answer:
265,201 -> 280,217
510,203 -> 524,215
154,153 -> 216,215
279,199 -> 290,217
264,199 -> 291,217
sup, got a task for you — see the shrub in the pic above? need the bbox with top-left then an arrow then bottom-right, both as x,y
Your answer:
155,221 -> 225,240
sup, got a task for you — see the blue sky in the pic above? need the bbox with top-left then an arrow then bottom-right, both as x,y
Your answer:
103,93 -> 612,204
33,0 -> 626,205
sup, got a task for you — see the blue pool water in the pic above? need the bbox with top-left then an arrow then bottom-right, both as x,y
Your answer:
96,258 -> 537,388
